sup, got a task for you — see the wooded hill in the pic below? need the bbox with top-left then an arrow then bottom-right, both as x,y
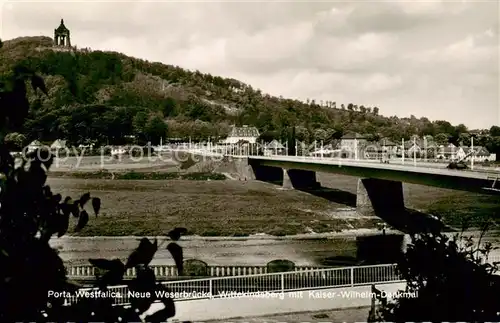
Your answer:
1,36 -> 499,154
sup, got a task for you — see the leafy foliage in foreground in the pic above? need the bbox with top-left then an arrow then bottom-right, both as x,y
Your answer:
374,225 -> 500,322
0,39 -> 186,322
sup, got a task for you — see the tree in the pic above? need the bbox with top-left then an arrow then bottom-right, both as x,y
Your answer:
258,130 -> 279,143
434,133 -> 451,146
3,132 -> 26,151
0,57 -> 184,322
313,129 -> 328,142
162,97 -> 177,117
132,111 -> 148,133
144,115 -> 168,145
294,126 -> 309,143
455,123 -> 468,134
458,132 -> 471,146
490,125 -> 500,137
375,224 -> 500,322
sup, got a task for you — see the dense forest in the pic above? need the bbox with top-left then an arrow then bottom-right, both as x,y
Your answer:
0,36 -> 499,155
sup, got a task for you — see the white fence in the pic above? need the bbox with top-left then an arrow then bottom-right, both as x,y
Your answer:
64,263 -> 402,306
66,254 -> 500,281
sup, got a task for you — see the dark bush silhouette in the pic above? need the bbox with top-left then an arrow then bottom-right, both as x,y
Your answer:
0,43 -> 186,322
266,259 -> 295,273
373,223 -> 500,322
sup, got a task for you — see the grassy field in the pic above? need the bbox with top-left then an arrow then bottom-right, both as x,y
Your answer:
46,171 -> 500,237
47,176 -> 379,237
49,170 -> 226,180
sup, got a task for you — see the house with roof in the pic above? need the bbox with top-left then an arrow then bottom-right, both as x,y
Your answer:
340,132 -> 369,158
50,139 -> 67,150
436,145 -> 460,160
456,146 -> 491,162
378,138 -> 398,156
223,125 -> 260,144
27,140 -> 43,153
398,136 -> 439,158
362,138 -> 399,160
263,140 -> 285,156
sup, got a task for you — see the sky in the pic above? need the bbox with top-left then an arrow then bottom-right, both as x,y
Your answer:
0,0 -> 499,129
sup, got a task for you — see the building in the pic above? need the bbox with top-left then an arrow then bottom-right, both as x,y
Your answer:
363,139 -> 398,160
54,19 -> 71,47
50,139 -> 67,150
223,125 -> 260,144
263,140 -> 285,156
379,138 -> 398,155
400,136 -> 438,158
456,146 -> 491,162
27,140 -> 43,153
339,132 -> 369,159
436,144 -> 460,160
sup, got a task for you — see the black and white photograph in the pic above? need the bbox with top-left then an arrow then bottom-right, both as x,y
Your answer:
0,0 -> 499,322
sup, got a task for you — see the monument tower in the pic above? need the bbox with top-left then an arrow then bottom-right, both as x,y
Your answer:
54,19 -> 71,47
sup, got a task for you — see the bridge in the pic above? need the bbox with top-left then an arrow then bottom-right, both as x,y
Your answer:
248,155 -> 500,195
173,145 -> 500,195
242,155 -> 499,232
172,145 -> 499,232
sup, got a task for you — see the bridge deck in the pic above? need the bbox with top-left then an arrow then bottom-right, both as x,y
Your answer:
248,156 -> 500,195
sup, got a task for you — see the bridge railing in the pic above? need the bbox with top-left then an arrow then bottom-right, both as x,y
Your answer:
64,263 -> 402,306
66,264 -> 332,280
171,143 -> 499,172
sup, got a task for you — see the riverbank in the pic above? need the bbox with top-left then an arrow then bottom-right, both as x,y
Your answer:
46,176 -> 381,237
45,171 -> 500,237
49,170 -> 226,181
52,234 -> 360,266
52,229 -> 500,267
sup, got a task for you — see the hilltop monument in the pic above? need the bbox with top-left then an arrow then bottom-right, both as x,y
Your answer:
54,19 -> 71,47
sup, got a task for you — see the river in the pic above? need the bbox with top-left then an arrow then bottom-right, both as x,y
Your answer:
50,229 -> 500,266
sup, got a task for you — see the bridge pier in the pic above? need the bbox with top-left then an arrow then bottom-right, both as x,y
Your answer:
252,165 -> 283,184
356,178 -> 405,218
283,169 -> 321,190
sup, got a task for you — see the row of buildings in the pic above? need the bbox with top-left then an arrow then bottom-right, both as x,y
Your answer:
222,127 -> 494,162
340,132 -> 493,161
22,127 -> 494,162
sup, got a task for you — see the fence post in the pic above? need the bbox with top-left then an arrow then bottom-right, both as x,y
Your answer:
368,284 -> 377,322
350,267 -> 354,286
209,278 -> 213,299
281,273 -> 285,293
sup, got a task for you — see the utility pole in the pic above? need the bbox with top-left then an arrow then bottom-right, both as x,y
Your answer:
354,139 -> 358,160
423,136 -> 427,162
401,138 -> 405,165
413,136 -> 417,167
471,136 -> 474,170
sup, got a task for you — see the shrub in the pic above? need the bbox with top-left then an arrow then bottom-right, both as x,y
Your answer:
0,54 -> 186,322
